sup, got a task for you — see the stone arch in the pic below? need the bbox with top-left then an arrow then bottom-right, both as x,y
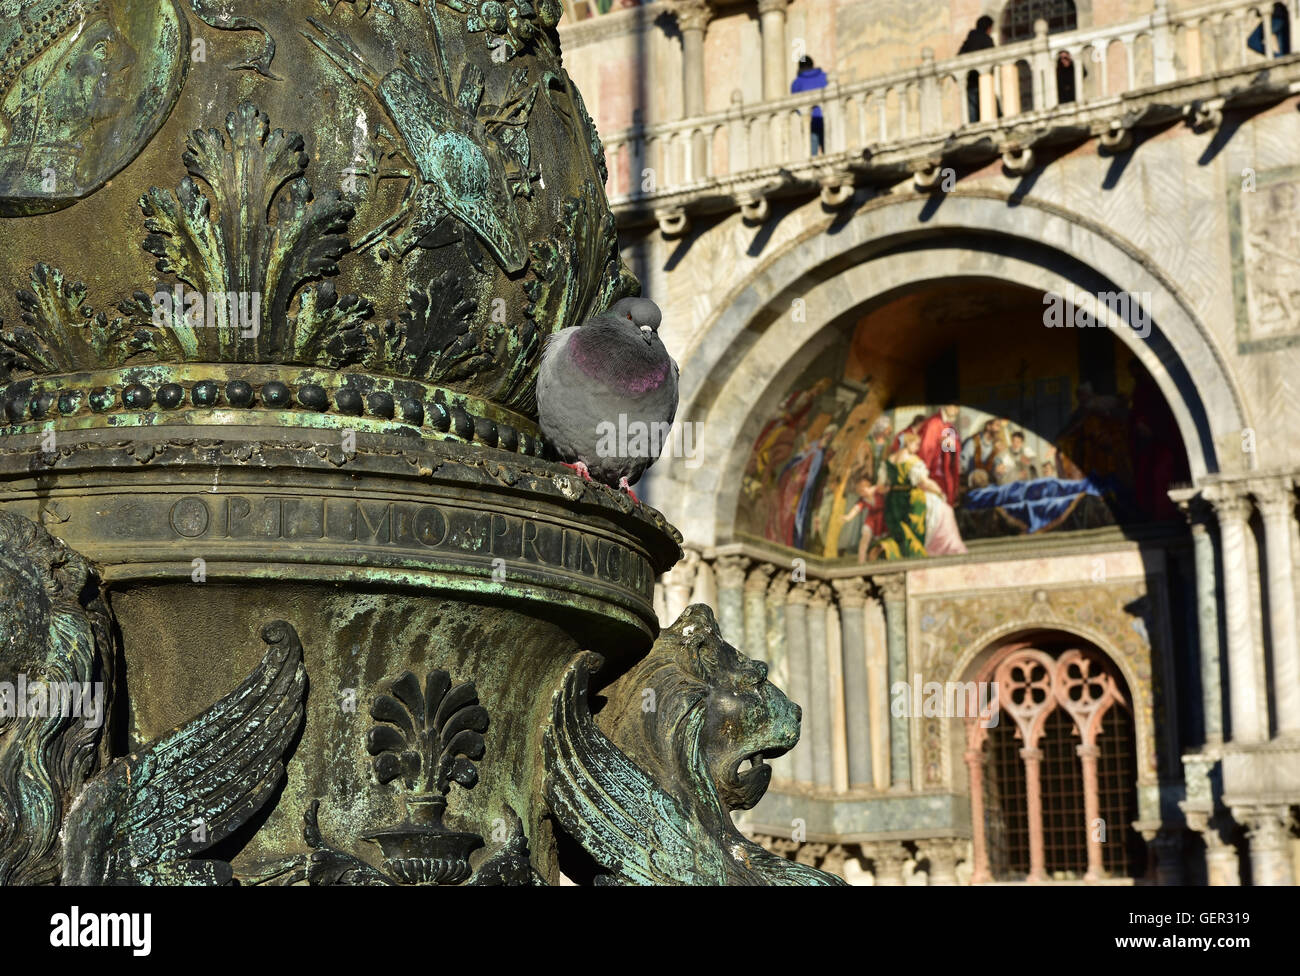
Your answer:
653,191 -> 1248,546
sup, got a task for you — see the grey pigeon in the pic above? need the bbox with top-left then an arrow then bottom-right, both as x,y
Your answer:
538,297 -> 679,503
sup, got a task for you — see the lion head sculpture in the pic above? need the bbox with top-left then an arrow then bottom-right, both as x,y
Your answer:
544,604 -> 845,885
599,604 -> 801,813
0,512 -> 114,885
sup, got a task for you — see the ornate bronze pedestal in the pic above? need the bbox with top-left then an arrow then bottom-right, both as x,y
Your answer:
0,0 -> 841,886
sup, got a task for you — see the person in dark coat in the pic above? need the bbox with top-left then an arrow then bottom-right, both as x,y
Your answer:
959,15 -> 996,122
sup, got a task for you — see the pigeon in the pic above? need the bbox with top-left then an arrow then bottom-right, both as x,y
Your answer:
538,297 -> 679,504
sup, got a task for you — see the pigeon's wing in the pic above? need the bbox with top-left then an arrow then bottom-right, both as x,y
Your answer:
543,652 -> 729,885
62,622 -> 306,885
664,354 -> 680,428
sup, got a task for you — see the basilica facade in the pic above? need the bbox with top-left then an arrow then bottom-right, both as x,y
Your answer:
559,0 -> 1300,884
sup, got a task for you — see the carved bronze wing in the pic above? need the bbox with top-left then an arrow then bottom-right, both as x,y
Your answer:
543,652 -> 730,885
61,621 -> 307,885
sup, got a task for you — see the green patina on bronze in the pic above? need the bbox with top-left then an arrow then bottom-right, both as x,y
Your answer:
0,0 -> 839,886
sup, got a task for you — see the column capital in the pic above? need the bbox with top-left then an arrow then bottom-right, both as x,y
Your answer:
1203,485 -> 1253,523
832,577 -> 870,608
767,570 -> 792,601
1250,477 -> 1297,518
785,580 -> 814,606
807,582 -> 833,608
757,0 -> 789,15
669,0 -> 713,33
861,841 -> 910,884
713,554 -> 750,589
745,561 -> 777,592
1170,489 -> 1215,528
1232,803 -> 1295,840
874,573 -> 906,604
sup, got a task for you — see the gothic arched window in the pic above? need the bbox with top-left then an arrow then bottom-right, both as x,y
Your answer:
965,642 -> 1138,882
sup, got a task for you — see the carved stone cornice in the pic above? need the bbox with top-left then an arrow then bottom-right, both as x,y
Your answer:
831,577 -> 870,608
557,1 -> 669,47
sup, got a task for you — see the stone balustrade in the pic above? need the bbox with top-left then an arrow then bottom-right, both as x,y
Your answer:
602,0 -> 1300,229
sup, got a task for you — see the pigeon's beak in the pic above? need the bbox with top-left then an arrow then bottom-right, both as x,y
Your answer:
640,325 -> 654,345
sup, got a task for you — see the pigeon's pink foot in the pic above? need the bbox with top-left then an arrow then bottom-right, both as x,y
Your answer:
561,461 -> 592,481
618,477 -> 641,506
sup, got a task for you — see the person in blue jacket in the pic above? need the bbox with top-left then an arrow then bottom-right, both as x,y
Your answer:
791,56 -> 828,155
1247,3 -> 1291,57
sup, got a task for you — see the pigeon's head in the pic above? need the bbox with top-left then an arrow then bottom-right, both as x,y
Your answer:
608,297 -> 662,346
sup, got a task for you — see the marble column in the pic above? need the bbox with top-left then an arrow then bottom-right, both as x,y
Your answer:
744,562 -> 776,666
765,571 -> 793,782
1078,743 -> 1104,881
877,574 -> 911,790
1184,810 -> 1241,886
966,747 -> 991,882
1254,479 -> 1300,736
1022,747 -> 1047,882
757,0 -> 789,102
784,582 -> 813,785
670,0 -> 711,183
661,547 -> 699,625
919,838 -> 963,886
689,551 -> 716,612
833,578 -> 873,788
1207,490 -> 1266,743
713,555 -> 749,651
1180,753 -> 1240,886
1234,805 -> 1296,886
806,583 -> 834,789
862,841 -> 910,885
1176,496 -> 1223,744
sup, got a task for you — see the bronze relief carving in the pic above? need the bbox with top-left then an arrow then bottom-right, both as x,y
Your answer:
0,1 -> 189,216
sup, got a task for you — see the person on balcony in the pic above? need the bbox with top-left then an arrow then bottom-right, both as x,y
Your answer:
791,56 -> 828,155
1056,50 -> 1081,103
959,15 -> 996,123
1247,3 -> 1291,57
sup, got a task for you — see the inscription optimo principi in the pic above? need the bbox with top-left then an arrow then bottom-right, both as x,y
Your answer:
161,494 -> 653,594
